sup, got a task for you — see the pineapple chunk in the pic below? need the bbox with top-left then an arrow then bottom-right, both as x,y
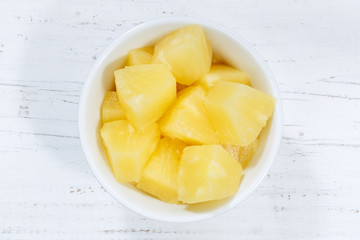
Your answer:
178,145 -> 242,203
205,81 -> 275,146
125,46 -> 154,66
101,91 -> 126,123
152,25 -> 212,85
222,138 -> 259,169
100,120 -> 160,183
137,137 -> 187,203
159,86 -> 218,145
198,64 -> 251,90
115,64 -> 176,130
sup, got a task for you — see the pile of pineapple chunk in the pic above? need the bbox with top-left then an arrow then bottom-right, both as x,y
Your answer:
100,25 -> 275,204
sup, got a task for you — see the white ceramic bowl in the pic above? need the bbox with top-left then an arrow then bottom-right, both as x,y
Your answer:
79,17 -> 283,222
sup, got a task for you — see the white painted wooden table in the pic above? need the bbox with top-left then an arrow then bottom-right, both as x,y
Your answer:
1,0 -> 359,239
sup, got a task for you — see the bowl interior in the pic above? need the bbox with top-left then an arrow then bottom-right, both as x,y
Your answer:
79,18 -> 282,222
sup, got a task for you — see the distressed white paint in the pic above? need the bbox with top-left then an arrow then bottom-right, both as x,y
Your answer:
0,0 -> 360,239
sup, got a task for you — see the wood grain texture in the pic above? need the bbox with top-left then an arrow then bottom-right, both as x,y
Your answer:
1,0 -> 359,239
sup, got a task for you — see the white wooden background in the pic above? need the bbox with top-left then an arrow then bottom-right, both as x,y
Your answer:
1,0 -> 359,239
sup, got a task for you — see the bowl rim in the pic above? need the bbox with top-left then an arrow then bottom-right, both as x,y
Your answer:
79,16 -> 283,222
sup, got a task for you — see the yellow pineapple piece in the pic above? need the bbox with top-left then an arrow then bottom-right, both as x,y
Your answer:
100,120 -> 160,183
137,137 -> 187,203
101,91 -> 126,123
178,145 -> 242,204
159,86 -> 218,145
198,64 -> 251,90
205,81 -> 275,146
222,138 -> 259,169
115,64 -> 176,130
125,46 -> 154,66
152,25 -> 212,85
